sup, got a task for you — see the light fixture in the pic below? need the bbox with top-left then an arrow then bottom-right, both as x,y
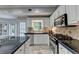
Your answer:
28,9 -> 32,11
34,9 -> 40,13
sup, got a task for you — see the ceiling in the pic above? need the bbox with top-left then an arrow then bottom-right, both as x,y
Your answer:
0,5 -> 58,19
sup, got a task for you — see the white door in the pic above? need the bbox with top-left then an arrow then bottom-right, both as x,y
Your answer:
20,22 -> 26,36
9,24 -> 17,36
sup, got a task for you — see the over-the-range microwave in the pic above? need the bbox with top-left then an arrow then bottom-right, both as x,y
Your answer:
54,13 -> 68,27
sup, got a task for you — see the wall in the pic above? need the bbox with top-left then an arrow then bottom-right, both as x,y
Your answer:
0,18 -> 27,36
26,17 -> 50,32
0,17 -> 50,36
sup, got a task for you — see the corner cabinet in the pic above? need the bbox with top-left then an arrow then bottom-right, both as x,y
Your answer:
66,5 -> 77,25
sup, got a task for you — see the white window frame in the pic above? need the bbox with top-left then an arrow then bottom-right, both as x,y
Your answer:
32,20 -> 43,31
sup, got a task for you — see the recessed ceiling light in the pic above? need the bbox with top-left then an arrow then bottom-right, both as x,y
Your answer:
34,9 -> 40,13
28,9 -> 32,11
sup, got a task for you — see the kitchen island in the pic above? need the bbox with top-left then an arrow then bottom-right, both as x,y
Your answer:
25,32 -> 49,46
0,36 -> 29,54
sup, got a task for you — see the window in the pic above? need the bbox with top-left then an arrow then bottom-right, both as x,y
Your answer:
32,20 -> 43,31
20,22 -> 26,36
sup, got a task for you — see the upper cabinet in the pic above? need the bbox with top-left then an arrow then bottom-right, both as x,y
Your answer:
58,5 -> 66,16
50,5 -> 79,27
53,9 -> 59,19
76,6 -> 79,22
50,14 -> 54,27
66,5 -> 77,25
50,8 -> 59,27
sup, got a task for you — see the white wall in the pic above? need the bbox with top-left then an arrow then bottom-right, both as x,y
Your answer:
0,17 -> 50,36
26,17 -> 50,32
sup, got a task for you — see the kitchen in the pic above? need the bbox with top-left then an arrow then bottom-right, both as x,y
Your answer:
0,5 -> 79,54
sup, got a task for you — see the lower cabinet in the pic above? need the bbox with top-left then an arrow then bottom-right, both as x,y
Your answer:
59,43 -> 72,54
34,34 -> 49,46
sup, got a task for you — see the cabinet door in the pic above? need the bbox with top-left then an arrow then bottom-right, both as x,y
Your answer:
58,5 -> 66,16
39,34 -> 49,45
34,34 -> 49,45
53,9 -> 59,19
50,14 -> 55,27
34,35 -> 39,45
76,6 -> 79,22
66,5 -> 77,25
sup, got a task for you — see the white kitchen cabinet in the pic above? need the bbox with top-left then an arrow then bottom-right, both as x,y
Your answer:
58,5 -> 66,16
76,6 -> 79,23
66,5 -> 77,25
53,9 -> 59,19
49,8 -> 59,27
50,14 -> 55,27
59,43 -> 72,54
34,34 -> 49,46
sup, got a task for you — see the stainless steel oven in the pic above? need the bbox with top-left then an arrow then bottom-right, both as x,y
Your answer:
49,36 -> 59,54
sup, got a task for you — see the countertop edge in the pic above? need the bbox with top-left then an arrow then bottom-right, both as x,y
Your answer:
11,36 -> 29,54
58,41 -> 78,54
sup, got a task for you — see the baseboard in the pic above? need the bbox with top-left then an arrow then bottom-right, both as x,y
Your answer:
33,44 -> 48,46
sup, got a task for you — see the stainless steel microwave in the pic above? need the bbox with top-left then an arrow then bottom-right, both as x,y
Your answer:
54,14 -> 68,27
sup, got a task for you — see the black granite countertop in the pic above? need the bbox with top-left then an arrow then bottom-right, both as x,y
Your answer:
0,36 -> 29,54
58,40 -> 78,54
48,34 -> 79,54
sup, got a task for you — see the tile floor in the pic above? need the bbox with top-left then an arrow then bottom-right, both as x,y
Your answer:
25,46 -> 53,54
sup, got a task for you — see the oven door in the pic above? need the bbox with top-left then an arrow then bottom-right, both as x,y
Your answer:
49,37 -> 58,54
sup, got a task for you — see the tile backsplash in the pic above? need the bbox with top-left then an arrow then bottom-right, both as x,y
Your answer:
54,26 -> 79,40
